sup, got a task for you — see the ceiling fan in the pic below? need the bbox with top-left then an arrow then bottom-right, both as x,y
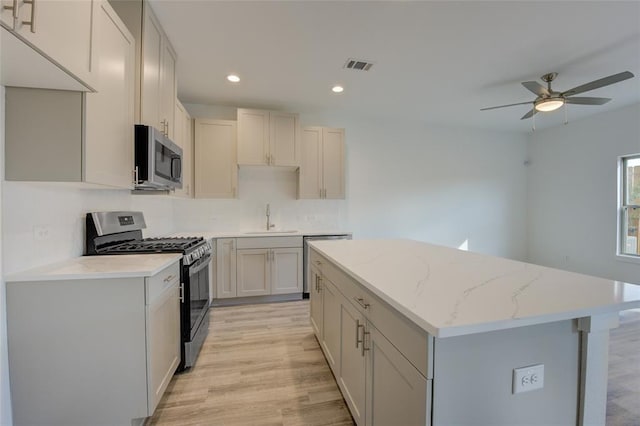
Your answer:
481,71 -> 634,120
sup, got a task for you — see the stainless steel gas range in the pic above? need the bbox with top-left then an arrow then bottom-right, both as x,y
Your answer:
85,211 -> 212,371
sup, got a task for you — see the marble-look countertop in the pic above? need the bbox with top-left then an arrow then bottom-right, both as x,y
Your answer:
309,239 -> 640,338
168,230 -> 353,240
4,254 -> 182,282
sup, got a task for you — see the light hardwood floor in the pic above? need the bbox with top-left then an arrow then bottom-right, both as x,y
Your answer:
148,301 -> 639,426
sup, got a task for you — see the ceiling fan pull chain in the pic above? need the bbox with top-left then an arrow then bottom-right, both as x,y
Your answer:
564,102 -> 568,125
532,111 -> 536,132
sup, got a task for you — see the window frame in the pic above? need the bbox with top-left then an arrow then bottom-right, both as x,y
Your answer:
618,153 -> 640,262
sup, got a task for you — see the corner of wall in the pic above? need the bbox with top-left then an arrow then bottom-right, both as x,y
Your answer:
1,83 -> 15,425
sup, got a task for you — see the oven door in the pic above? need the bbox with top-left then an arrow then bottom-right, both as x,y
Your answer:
187,253 -> 211,340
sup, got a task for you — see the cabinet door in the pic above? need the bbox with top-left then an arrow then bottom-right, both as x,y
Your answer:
339,298 -> 366,425
237,249 -> 271,297
174,101 -> 193,197
309,267 -> 323,338
299,127 -> 322,199
237,108 -> 269,165
1,0 -> 15,28
321,278 -> 342,376
160,40 -> 177,139
322,128 -> 345,199
146,283 -> 180,415
366,325 -> 428,426
194,119 -> 238,198
84,1 -> 135,189
140,6 -> 162,130
270,111 -> 299,166
271,248 -> 302,295
216,239 -> 237,298
15,0 -> 98,90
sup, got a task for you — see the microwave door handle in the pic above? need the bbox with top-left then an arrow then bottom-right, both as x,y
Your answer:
171,157 -> 182,180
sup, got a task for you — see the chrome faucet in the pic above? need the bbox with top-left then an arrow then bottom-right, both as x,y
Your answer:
266,203 -> 275,230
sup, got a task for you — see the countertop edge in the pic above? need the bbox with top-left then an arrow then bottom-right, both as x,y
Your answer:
309,242 -> 640,338
4,254 -> 182,283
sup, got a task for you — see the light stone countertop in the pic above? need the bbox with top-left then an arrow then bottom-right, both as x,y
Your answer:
4,253 -> 182,282
309,239 -> 640,338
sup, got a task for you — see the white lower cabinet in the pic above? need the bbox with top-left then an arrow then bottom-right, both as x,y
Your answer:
216,238 -> 237,298
339,297 -> 366,425
216,237 -> 303,300
309,265 -> 323,337
145,268 -> 181,414
237,248 -> 271,297
366,325 -> 428,426
5,260 -> 181,425
311,249 -> 430,426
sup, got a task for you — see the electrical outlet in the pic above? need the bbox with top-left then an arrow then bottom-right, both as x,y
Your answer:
33,226 -> 51,241
513,364 -> 544,394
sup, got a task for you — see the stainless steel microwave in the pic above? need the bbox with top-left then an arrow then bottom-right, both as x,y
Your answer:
134,125 -> 183,190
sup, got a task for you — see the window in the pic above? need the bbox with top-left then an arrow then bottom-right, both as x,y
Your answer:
620,154 -> 640,257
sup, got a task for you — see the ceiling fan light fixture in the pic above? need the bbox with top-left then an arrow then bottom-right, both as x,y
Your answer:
226,74 -> 240,83
535,98 -> 564,112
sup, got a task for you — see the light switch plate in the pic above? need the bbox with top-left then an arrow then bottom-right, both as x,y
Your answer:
513,364 -> 544,394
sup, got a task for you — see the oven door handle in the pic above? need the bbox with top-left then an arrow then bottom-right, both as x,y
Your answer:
188,254 -> 212,275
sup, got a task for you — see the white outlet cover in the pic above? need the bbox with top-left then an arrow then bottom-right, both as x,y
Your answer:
513,364 -> 544,394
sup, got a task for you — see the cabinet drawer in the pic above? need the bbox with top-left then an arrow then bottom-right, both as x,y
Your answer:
236,236 -> 303,249
311,249 -> 432,378
146,261 -> 180,305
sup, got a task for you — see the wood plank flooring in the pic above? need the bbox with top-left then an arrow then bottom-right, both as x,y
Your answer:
147,301 -> 353,426
148,301 -> 640,426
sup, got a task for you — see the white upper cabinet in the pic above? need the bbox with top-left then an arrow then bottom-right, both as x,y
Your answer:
84,1 -> 135,189
109,0 -> 177,137
237,108 -> 300,167
140,4 -> 176,137
0,0 -> 98,91
173,101 -> 194,198
5,1 -> 135,189
299,127 -> 345,199
194,119 -> 238,199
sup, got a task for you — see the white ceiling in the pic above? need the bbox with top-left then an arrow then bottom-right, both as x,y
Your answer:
150,1 -> 640,133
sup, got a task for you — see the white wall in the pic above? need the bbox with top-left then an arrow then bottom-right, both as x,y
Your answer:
526,103 -> 640,283
1,184 -> 176,276
184,104 -> 529,259
1,85 -> 12,426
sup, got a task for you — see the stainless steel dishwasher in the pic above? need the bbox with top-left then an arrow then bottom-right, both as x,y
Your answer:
303,234 -> 351,298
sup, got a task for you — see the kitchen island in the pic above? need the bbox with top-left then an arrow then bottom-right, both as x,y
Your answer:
308,239 -> 640,426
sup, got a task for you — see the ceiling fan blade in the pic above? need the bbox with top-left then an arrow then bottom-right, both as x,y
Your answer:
520,108 -> 537,120
522,81 -> 550,97
565,96 -> 611,105
562,71 -> 634,96
480,101 -> 533,111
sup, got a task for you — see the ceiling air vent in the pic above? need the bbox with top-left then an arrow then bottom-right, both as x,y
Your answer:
344,58 -> 374,71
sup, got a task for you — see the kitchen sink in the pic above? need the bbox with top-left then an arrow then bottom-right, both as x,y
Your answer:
243,230 -> 298,235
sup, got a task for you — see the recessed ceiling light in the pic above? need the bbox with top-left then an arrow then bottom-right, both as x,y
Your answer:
332,85 -> 344,93
227,74 -> 240,83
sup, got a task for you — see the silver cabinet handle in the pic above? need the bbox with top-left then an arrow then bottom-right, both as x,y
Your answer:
163,274 -> 176,283
133,167 -> 139,185
362,330 -> 370,356
355,319 -> 364,348
179,283 -> 184,302
232,186 -> 236,198
313,260 -> 322,266
4,0 -> 18,18
319,188 -> 322,198
22,0 -> 35,32
265,154 -> 269,164
354,297 -> 370,310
